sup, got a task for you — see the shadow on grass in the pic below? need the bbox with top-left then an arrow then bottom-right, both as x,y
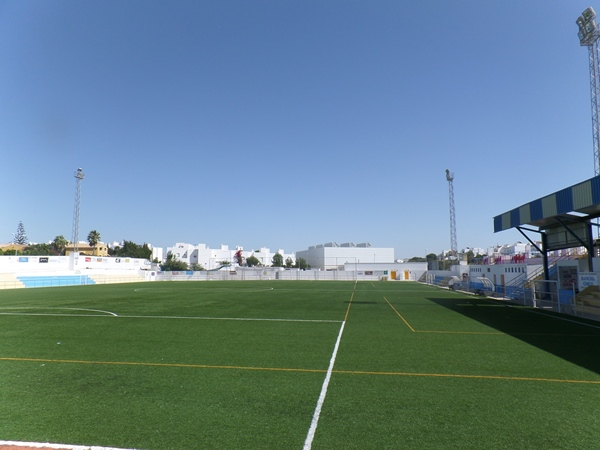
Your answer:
428,296 -> 600,376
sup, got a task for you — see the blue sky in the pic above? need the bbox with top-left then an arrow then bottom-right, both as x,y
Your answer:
0,0 -> 597,258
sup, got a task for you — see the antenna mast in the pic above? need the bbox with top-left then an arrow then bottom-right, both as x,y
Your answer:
446,169 -> 458,259
72,168 -> 85,254
577,7 -> 600,175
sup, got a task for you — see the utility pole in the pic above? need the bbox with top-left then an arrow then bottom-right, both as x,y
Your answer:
446,169 -> 458,260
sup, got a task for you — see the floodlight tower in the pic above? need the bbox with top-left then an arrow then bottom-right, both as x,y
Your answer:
446,169 -> 458,259
577,7 -> 600,175
71,168 -> 85,254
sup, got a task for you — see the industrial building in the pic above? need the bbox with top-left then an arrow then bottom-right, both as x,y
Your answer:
295,242 -> 394,271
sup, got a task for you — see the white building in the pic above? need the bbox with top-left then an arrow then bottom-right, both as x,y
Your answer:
151,246 -> 163,263
296,242 -> 394,271
165,243 -> 295,269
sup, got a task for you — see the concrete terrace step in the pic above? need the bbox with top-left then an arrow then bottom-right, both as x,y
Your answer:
88,273 -> 146,284
0,273 -> 24,289
574,285 -> 600,309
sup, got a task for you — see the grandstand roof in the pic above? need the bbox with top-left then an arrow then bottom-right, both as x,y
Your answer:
494,175 -> 600,232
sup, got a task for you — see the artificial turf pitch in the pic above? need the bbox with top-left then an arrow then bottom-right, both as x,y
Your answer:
1,280 -> 600,449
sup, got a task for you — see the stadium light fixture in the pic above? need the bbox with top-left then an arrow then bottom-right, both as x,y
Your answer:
578,7 -> 600,46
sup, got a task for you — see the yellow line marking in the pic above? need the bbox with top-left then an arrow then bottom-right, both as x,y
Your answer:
0,357 -> 326,374
384,298 -> 600,336
332,369 -> 600,385
414,330 -> 600,336
344,291 -> 354,322
384,296 -> 416,332
342,281 -> 358,322
415,330 -> 504,335
3,357 -> 599,385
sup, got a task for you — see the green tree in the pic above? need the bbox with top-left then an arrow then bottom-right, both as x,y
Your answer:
285,257 -> 294,268
22,243 -> 52,256
246,255 -> 261,267
52,235 -> 69,255
294,257 -> 308,270
87,230 -> 101,250
110,240 -> 153,259
160,253 -> 189,271
13,221 -> 27,245
271,252 -> 284,267
218,260 -> 231,268
190,262 -> 205,271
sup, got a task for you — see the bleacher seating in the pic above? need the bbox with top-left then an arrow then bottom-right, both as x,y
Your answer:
17,275 -> 96,288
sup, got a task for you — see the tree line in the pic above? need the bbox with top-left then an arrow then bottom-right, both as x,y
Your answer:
2,222 -> 152,260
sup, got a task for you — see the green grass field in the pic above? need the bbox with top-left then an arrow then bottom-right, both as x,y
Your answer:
1,280 -> 600,449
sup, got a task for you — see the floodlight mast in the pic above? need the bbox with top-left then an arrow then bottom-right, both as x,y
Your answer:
445,169 -> 458,260
577,7 -> 600,175
72,168 -> 85,254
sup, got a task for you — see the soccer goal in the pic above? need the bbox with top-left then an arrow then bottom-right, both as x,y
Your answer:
532,280 -> 559,311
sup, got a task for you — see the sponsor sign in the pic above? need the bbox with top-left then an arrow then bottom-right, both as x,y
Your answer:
559,266 -> 578,289
579,272 -> 599,289
39,257 -> 49,263
85,257 -> 92,262
18,257 -> 28,263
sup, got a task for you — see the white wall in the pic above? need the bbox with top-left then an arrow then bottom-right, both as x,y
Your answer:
0,255 -> 150,274
344,262 -> 427,280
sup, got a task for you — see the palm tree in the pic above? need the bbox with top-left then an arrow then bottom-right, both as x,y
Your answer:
87,230 -> 101,254
52,235 -> 69,255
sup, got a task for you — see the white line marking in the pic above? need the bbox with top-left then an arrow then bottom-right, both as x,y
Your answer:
0,313 -> 115,318
133,287 -> 275,292
0,311 -> 340,323
303,320 -> 346,450
0,307 -> 117,316
0,440 -> 137,449
63,307 -> 118,316
120,315 -> 341,323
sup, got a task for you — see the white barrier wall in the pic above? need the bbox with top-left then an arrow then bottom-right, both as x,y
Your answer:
156,268 -> 421,282
0,255 -> 151,274
0,255 -> 70,273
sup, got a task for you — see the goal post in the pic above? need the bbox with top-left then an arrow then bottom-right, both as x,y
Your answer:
532,280 -> 559,311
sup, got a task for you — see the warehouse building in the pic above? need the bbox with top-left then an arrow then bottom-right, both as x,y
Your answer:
295,242 -> 394,271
